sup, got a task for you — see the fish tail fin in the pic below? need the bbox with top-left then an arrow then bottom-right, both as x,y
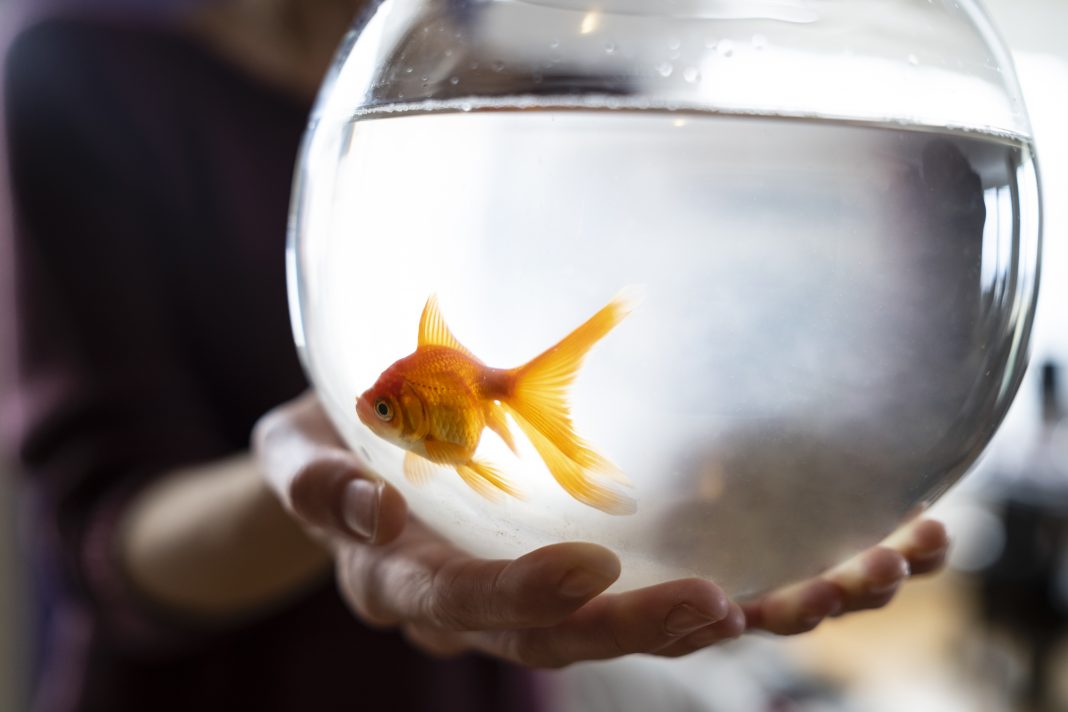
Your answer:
504,408 -> 636,515
455,460 -> 524,501
501,292 -> 637,515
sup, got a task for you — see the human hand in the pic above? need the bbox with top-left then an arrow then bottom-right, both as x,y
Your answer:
254,392 -> 746,667
739,518 -> 949,636
254,392 -> 949,664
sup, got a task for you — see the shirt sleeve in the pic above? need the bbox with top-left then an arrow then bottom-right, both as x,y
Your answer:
1,19 -> 238,654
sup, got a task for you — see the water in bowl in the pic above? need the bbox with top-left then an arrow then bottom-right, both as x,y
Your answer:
291,106 -> 1038,595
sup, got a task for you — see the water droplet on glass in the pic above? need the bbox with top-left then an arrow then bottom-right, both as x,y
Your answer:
667,38 -> 681,50
669,50 -> 681,60
908,53 -> 919,66
449,76 -> 460,85
404,67 -> 413,74
657,62 -> 674,77
604,42 -> 617,54
492,61 -> 505,72
752,34 -> 768,50
683,66 -> 700,83
717,40 -> 734,57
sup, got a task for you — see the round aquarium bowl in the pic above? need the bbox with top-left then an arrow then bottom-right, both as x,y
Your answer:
288,0 -> 1041,596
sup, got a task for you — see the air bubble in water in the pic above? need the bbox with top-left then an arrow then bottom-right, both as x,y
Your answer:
683,66 -> 700,83
908,53 -> 920,66
717,40 -> 734,57
492,61 -> 505,72
657,62 -> 674,77
549,39 -> 560,49
460,102 -> 473,112
667,38 -> 681,50
605,42 -> 617,54
752,34 -> 768,50
449,76 -> 460,85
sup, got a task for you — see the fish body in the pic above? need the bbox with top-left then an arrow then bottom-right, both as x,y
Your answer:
356,295 -> 636,514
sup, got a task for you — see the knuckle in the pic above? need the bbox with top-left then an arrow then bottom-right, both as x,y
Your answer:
336,550 -> 397,628
423,558 -> 510,631
402,626 -> 466,659
509,633 -> 566,669
423,567 -> 472,630
251,402 -> 294,454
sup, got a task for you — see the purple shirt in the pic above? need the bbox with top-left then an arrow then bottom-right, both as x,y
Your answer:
1,15 -> 542,712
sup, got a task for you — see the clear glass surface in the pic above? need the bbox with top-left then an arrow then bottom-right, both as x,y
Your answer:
288,0 -> 1041,595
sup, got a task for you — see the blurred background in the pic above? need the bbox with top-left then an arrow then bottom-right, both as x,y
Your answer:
0,0 -> 1064,710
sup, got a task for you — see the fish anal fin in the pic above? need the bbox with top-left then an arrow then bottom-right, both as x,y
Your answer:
507,408 -> 636,516
403,451 -> 440,486
455,460 -> 523,502
418,295 -> 477,359
486,403 -> 519,456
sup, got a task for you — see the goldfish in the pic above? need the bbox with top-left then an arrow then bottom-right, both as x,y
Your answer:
356,294 -> 636,515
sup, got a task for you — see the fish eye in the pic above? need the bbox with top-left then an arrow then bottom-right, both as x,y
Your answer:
374,399 -> 394,421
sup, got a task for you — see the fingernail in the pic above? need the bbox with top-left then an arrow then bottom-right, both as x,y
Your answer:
665,604 -> 720,635
867,580 -> 902,597
558,567 -> 614,598
342,479 -> 379,541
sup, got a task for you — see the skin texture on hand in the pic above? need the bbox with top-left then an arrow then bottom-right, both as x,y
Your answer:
254,392 -> 949,667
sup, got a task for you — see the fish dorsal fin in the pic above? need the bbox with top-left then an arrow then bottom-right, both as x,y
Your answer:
418,295 -> 477,358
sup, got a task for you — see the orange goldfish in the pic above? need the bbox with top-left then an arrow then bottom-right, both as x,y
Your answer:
355,294 -> 636,515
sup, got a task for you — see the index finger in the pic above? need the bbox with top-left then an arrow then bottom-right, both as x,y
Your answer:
253,392 -> 407,545
337,540 -> 621,631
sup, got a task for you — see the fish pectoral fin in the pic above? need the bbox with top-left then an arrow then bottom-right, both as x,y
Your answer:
403,451 -> 441,486
455,460 -> 524,502
486,403 -> 519,456
423,439 -> 470,465
508,409 -> 636,516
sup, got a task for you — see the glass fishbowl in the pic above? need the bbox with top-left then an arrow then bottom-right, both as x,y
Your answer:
288,0 -> 1041,596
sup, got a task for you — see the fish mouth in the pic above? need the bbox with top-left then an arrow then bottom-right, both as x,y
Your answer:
355,393 -> 374,428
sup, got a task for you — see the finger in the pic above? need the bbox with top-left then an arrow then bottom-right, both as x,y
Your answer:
253,391 -> 347,501
469,578 -> 737,668
882,518 -> 949,576
741,578 -> 843,635
402,625 -> 472,659
253,392 -> 407,545
339,541 -> 621,630
654,605 -> 748,658
824,545 -> 909,614
289,456 -> 407,545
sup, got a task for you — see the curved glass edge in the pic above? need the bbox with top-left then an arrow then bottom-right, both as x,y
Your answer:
313,0 -> 1035,140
